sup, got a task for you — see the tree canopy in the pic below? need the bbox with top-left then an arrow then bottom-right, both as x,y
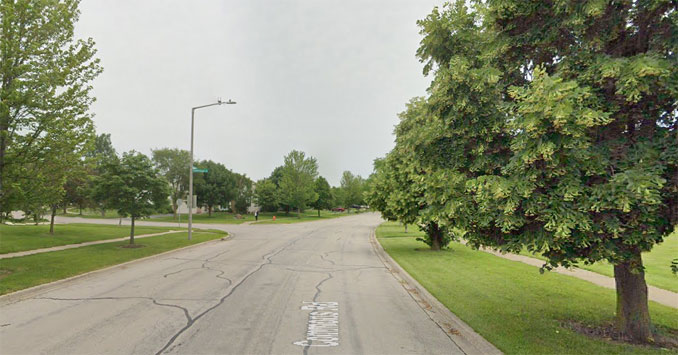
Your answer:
279,150 -> 319,217
93,152 -> 169,243
373,0 -> 677,341
0,0 -> 101,215
194,160 -> 236,216
152,148 -> 190,216
254,178 -> 278,212
311,176 -> 333,216
339,171 -> 365,210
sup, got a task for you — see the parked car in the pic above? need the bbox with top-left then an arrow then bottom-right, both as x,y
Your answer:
332,207 -> 345,212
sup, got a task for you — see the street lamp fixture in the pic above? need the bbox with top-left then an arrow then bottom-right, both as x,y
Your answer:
188,98 -> 236,240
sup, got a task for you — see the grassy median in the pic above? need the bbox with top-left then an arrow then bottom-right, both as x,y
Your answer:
0,230 -> 227,295
376,222 -> 678,354
0,224 -> 180,254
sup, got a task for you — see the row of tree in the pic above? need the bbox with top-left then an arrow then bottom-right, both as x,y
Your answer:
254,150 -> 367,217
366,0 -> 676,343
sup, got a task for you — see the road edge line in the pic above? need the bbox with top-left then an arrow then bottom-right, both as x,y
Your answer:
369,227 -> 503,355
0,234 -> 233,306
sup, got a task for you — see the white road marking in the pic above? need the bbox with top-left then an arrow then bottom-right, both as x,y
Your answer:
293,302 -> 339,347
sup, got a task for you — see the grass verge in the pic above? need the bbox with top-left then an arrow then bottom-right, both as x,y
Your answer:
376,221 -> 678,354
150,210 -> 355,224
0,230 -> 226,295
57,208 -> 121,219
0,224 -> 180,254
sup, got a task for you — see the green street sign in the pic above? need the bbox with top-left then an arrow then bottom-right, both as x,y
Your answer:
192,167 -> 208,173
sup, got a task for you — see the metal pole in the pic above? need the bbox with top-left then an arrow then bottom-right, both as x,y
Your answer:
188,108 -> 195,240
187,99 -> 235,241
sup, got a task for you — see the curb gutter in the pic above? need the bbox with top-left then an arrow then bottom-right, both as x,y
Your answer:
369,229 -> 503,355
0,234 -> 233,306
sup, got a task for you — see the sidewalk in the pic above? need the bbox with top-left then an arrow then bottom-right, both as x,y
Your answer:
0,230 -> 183,259
477,247 -> 678,309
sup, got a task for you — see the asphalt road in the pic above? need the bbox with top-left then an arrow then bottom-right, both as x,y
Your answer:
0,213 -> 468,354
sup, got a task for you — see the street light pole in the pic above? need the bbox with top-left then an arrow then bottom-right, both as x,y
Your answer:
188,99 -> 236,240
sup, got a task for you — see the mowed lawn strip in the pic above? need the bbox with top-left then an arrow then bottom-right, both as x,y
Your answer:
57,208 -> 121,219
376,222 -> 678,355
0,224 -> 181,254
151,210 -> 354,224
253,210 -> 360,224
0,230 -> 226,295
521,230 -> 678,293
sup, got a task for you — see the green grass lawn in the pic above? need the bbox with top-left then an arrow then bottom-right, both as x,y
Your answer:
58,208 -> 121,219
0,224 -> 181,254
150,210 -> 354,224
521,229 -> 678,293
376,222 -> 678,354
0,230 -> 227,295
253,210 -> 357,224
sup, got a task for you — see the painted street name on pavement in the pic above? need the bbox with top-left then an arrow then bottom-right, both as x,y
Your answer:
293,302 -> 339,347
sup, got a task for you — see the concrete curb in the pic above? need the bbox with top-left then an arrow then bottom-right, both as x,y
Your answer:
369,229 -> 503,355
0,234 -> 233,307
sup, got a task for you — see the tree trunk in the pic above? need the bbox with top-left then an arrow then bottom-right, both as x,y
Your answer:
208,205 -> 212,217
101,207 -> 106,217
317,208 -> 320,217
129,217 -> 135,245
63,205 -> 67,214
429,223 -> 442,251
404,224 -> 408,232
614,251 -> 653,343
298,207 -> 301,218
172,202 -> 178,218
78,204 -> 82,215
49,205 -> 57,235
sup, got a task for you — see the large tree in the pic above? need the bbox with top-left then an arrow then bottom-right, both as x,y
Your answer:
408,0 -> 677,341
87,133 -> 118,217
254,178 -> 278,212
152,148 -> 190,217
193,160 -> 235,217
93,152 -> 168,244
311,176 -> 332,216
279,150 -> 318,217
339,171 -> 365,211
1,0 -> 101,214
233,172 -> 252,214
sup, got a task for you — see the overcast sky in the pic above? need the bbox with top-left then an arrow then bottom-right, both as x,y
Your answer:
75,0 -> 444,186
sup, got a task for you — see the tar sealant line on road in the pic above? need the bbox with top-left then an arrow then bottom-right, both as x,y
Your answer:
0,235 -> 232,307
155,228 -> 321,354
469,245 -> 678,309
0,230 -> 184,259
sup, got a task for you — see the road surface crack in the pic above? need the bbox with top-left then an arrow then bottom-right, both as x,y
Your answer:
300,272 -> 335,355
319,252 -> 336,266
157,230 -> 319,354
35,296 -> 193,324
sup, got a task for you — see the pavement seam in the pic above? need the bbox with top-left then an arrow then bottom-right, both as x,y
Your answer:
370,228 -> 503,355
0,234 -> 233,307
